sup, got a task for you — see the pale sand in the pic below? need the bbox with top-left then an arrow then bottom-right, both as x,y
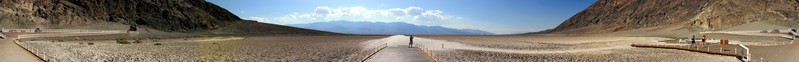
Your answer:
770,40 -> 799,62
700,30 -> 794,39
748,40 -> 799,62
194,37 -> 244,42
415,36 -> 674,52
416,35 -> 739,62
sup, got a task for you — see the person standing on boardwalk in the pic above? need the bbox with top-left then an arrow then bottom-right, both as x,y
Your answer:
409,35 -> 414,48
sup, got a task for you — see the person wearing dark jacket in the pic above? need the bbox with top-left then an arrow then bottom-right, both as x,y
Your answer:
691,35 -> 695,44
409,35 -> 414,48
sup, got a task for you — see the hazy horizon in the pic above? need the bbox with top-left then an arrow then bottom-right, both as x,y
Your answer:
208,0 -> 597,34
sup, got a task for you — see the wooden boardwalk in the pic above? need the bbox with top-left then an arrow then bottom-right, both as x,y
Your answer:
365,47 -> 431,62
364,35 -> 434,62
0,33 -> 44,62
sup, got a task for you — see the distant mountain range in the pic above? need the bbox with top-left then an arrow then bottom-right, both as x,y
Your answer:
287,21 -> 494,35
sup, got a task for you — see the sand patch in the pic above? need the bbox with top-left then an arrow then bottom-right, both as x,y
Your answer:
420,37 -> 667,54
412,35 -> 737,62
194,37 -> 244,42
400,35 -> 674,54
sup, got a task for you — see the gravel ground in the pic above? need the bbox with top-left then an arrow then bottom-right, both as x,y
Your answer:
16,35 -> 743,62
433,48 -> 738,62
418,35 -> 740,62
418,36 -> 668,50
18,36 -> 388,62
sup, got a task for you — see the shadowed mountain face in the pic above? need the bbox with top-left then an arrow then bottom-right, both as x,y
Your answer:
287,21 -> 494,35
553,0 -> 799,34
0,0 -> 336,35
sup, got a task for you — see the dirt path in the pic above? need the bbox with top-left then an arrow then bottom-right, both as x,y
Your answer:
772,40 -> 799,62
365,35 -> 431,62
0,37 -> 43,62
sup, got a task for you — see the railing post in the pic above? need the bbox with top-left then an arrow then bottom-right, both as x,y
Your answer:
43,52 -> 47,62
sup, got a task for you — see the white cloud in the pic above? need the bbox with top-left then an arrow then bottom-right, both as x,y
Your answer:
247,17 -> 271,23
243,6 -> 515,34
248,6 -> 464,25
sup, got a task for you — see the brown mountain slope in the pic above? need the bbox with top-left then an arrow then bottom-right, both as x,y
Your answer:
0,0 -> 337,35
552,0 -> 799,34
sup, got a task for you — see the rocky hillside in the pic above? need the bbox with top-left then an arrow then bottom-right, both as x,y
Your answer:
552,0 -> 799,34
0,0 -> 336,35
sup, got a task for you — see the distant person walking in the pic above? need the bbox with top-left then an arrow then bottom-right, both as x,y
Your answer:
702,35 -> 707,43
409,35 -> 414,48
691,35 -> 696,44
701,35 -> 707,46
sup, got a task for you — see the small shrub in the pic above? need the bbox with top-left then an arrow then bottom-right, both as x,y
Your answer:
117,41 -> 130,44
116,39 -> 130,44
87,42 -> 94,45
57,40 -> 64,42
30,39 -> 36,41
133,40 -> 143,43
761,30 -> 769,33
772,29 -> 781,33
154,43 -> 163,45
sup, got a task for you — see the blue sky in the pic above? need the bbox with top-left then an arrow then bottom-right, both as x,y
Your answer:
208,0 -> 597,34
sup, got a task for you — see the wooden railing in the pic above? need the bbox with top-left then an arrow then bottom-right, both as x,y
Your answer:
0,32 -> 6,39
415,44 -> 439,62
360,41 -> 388,62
